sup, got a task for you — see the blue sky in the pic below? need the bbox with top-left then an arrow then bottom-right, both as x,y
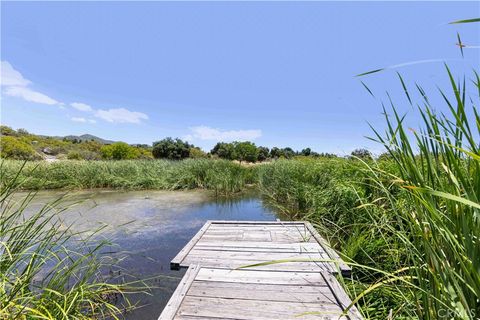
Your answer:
1,2 -> 479,154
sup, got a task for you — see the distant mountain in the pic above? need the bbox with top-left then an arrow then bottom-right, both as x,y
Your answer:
59,134 -> 116,144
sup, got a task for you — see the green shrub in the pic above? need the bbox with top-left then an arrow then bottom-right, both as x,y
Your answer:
257,146 -> 270,161
0,136 -> 40,160
0,125 -> 17,136
189,147 -> 207,159
234,141 -> 259,163
152,137 -> 192,160
67,151 -> 83,160
100,142 -> 140,160
211,142 -> 236,160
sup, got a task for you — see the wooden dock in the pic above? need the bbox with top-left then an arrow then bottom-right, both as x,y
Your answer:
160,220 -> 362,319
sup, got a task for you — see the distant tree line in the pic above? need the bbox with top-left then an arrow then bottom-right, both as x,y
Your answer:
0,125 -> 374,162
150,138 -> 340,162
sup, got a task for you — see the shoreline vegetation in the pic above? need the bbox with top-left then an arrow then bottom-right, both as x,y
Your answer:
0,164 -> 146,319
1,159 -> 257,194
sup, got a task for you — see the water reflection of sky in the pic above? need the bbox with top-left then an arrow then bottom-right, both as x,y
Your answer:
16,190 -> 280,319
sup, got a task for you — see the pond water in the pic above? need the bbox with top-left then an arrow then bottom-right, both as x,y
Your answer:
18,189 -> 281,319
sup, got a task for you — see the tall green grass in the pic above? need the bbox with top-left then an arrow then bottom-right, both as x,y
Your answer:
256,67 -> 480,319
1,159 -> 255,195
0,163 -> 142,319
256,154 -> 408,318
361,66 -> 480,319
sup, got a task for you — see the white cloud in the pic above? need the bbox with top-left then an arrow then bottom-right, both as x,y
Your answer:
1,60 -> 59,105
187,126 -> 262,142
71,117 -> 97,124
4,86 -> 59,105
94,107 -> 148,124
1,61 -> 148,125
71,117 -> 87,123
1,61 -> 31,87
71,102 -> 93,112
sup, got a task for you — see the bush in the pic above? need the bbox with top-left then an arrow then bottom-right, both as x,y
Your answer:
137,148 -> 153,159
211,142 -> 267,162
270,147 -> 295,159
0,136 -> 40,160
0,125 -> 17,136
233,141 -> 259,163
211,142 -> 236,160
100,142 -> 140,160
152,138 -> 192,160
189,147 -> 207,159
257,146 -> 270,161
67,151 -> 83,160
350,148 -> 372,159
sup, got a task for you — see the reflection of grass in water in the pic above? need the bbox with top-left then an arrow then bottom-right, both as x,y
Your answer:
0,163 -> 146,318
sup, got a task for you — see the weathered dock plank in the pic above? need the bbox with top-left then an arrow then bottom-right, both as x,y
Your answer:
161,221 -> 361,320
158,265 -> 362,320
170,220 -> 351,276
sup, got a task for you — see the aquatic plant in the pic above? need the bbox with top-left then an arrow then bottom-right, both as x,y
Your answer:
359,66 -> 480,319
0,163 -> 141,319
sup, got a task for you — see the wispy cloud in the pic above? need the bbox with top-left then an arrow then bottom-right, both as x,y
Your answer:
95,108 -> 149,124
1,61 -> 31,87
2,61 -> 149,125
1,61 -> 60,105
185,125 -> 262,142
71,102 -> 93,112
71,103 -> 148,124
4,86 -> 59,105
71,117 -> 87,123
71,117 -> 96,124
70,102 -> 148,124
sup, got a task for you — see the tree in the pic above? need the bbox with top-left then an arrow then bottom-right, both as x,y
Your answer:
17,128 -> 30,136
270,147 -> 295,159
234,141 -> 259,162
301,148 -> 311,156
317,152 -> 337,158
152,138 -> 192,160
270,147 -> 281,159
282,147 -> 296,159
211,142 -> 236,160
351,148 -> 372,159
100,142 -> 140,160
257,146 -> 270,162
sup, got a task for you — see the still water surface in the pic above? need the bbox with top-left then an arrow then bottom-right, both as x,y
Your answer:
22,190 -> 280,319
